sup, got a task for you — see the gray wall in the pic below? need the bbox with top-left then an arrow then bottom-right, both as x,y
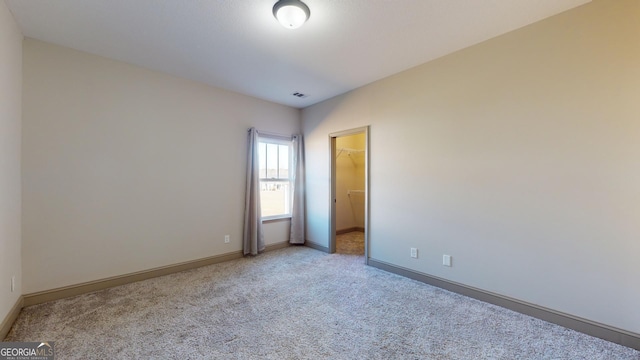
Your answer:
0,0 -> 23,326
302,0 -> 640,334
22,39 -> 300,294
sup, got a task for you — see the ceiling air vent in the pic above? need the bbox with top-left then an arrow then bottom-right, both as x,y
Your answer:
292,92 -> 308,98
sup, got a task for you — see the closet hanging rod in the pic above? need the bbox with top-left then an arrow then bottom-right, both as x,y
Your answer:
336,147 -> 364,158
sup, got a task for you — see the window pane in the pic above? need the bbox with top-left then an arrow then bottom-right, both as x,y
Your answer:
278,144 -> 289,179
260,181 -> 291,217
259,142 -> 267,179
266,143 -> 278,179
258,138 -> 293,217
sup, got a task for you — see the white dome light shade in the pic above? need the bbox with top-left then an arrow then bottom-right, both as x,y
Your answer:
273,0 -> 310,29
276,6 -> 306,29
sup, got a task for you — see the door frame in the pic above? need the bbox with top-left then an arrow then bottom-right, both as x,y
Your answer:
329,126 -> 370,264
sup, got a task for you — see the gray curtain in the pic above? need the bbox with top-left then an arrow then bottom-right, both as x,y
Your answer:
290,134 -> 305,244
243,128 -> 264,255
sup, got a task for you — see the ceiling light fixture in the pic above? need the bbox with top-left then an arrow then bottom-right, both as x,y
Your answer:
273,0 -> 310,29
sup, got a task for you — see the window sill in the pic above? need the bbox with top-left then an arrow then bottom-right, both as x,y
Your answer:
261,216 -> 292,223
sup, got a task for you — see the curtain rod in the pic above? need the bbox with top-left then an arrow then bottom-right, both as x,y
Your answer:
250,128 -> 295,141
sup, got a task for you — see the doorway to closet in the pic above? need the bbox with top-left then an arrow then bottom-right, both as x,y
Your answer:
329,127 -> 369,263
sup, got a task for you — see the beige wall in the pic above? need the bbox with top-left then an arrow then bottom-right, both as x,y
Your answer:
0,1 -> 23,325
22,39 -> 300,294
335,134 -> 365,231
303,0 -> 640,334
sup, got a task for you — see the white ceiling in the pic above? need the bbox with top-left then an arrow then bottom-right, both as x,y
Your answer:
5,0 -> 590,108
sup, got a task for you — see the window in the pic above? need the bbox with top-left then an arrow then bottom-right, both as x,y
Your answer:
259,137 -> 293,219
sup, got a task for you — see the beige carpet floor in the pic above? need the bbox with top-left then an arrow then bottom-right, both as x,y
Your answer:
6,246 -> 639,359
336,231 -> 364,255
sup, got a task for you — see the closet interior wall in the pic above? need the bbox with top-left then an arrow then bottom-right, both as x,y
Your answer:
335,133 -> 366,233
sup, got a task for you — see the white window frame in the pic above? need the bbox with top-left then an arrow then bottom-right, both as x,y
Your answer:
258,136 -> 294,220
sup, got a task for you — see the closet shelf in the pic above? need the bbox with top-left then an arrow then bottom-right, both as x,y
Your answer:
337,147 -> 364,158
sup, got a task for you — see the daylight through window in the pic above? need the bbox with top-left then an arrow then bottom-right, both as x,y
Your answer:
258,137 -> 293,218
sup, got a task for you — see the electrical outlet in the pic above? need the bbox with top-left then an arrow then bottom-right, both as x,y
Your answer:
443,255 -> 452,267
410,248 -> 418,258
11,276 -> 15,292
224,235 -> 230,244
